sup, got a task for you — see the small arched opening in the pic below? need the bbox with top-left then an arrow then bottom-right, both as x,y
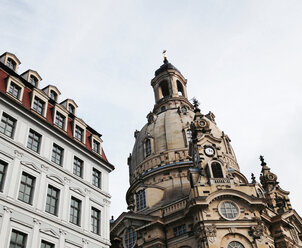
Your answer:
177,80 -> 184,96
211,162 -> 223,178
159,81 -> 169,99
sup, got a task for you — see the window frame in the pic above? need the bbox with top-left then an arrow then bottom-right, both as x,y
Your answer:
73,118 -> 87,144
218,200 -> 240,220
0,112 -> 17,138
53,105 -> 69,131
0,160 -> 8,192
173,224 -> 187,237
18,171 -> 36,205
73,156 -> 83,178
32,96 -> 46,115
136,189 -> 146,211
27,129 -> 42,153
30,89 -> 49,118
91,207 -> 101,235
51,143 -> 64,166
92,168 -> 102,189
41,240 -> 55,248
45,184 -> 60,216
70,196 -> 82,226
9,229 -> 27,248
6,76 -> 25,102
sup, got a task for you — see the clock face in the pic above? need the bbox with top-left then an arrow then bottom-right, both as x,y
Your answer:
205,147 -> 215,156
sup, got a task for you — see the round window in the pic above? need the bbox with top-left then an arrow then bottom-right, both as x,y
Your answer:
228,241 -> 245,248
124,227 -> 136,248
219,201 -> 239,220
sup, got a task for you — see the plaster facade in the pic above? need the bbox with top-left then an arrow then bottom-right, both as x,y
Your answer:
0,52 -> 114,248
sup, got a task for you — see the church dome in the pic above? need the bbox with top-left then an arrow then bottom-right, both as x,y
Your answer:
154,58 -> 181,76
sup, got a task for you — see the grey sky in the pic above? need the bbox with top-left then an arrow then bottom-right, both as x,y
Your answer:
1,0 -> 302,219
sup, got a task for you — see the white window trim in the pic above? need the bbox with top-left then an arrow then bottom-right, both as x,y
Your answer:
31,89 -> 49,118
89,202 -> 103,236
69,193 -> 84,227
73,118 -> 87,144
50,142 -> 65,167
17,167 -> 40,208
53,105 -> 69,131
44,179 -> 63,219
6,76 -> 25,102
22,70 -> 42,88
91,134 -> 102,155
3,55 -> 20,72
0,109 -> 19,140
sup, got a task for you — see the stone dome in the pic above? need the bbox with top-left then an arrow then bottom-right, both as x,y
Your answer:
128,106 -> 238,184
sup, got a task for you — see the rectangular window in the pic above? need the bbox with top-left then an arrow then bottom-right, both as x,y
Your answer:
33,96 -> 45,115
41,240 -> 54,248
51,144 -> 64,166
27,129 -> 41,153
10,229 -> 27,248
70,197 -> 81,226
18,172 -> 35,204
173,224 -> 186,237
91,207 -> 100,234
0,112 -> 16,138
92,140 -> 100,153
92,168 -> 101,189
136,189 -> 146,211
74,125 -> 83,142
55,112 -> 65,129
0,160 -> 8,192
73,157 -> 83,177
8,82 -> 21,99
45,185 -> 60,216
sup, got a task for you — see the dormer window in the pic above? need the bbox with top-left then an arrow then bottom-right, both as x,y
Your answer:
68,104 -> 75,114
50,90 -> 57,101
75,125 -> 84,142
93,140 -> 100,153
6,57 -> 16,70
8,82 -> 21,99
55,112 -> 66,129
29,75 -> 38,87
33,97 -> 45,115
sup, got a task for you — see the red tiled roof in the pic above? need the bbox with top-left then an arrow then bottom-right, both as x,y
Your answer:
0,67 -> 111,167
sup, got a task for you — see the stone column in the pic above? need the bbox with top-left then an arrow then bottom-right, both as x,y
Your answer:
0,206 -> 12,246
62,177 -> 70,222
59,229 -> 66,248
31,218 -> 41,248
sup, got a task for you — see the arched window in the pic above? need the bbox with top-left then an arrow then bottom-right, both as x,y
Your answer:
145,139 -> 151,157
68,104 -> 75,114
6,58 -> 16,70
124,227 -> 136,248
159,81 -> 169,98
228,241 -> 244,248
29,75 -> 38,87
211,162 -> 223,178
50,90 -> 58,101
177,80 -> 184,96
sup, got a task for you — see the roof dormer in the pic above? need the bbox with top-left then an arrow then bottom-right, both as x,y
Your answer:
21,70 -> 42,88
60,99 -> 78,115
43,85 -> 61,102
0,52 -> 21,72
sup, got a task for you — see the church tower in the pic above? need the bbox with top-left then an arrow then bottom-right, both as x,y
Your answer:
110,56 -> 302,248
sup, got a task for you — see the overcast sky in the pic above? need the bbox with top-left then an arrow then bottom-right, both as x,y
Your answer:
1,0 -> 302,219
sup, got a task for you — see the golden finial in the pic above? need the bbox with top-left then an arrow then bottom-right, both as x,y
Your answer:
163,50 -> 167,62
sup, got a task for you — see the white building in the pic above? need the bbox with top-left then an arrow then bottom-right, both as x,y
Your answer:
0,52 -> 114,248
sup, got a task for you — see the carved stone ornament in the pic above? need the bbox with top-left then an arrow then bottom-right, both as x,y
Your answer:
82,238 -> 89,244
249,221 -> 264,239
59,229 -> 67,236
205,224 -> 217,237
14,150 -> 23,158
205,224 -> 217,243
